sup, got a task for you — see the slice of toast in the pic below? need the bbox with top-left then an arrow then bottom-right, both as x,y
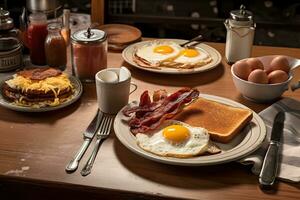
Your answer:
174,97 -> 253,143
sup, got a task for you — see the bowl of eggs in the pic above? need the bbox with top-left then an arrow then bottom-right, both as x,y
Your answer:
231,55 -> 298,102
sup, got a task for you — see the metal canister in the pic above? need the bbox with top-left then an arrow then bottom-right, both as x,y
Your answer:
0,8 -> 23,72
224,5 -> 255,64
71,28 -> 107,82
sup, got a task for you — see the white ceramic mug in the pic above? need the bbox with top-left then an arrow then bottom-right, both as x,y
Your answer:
95,67 -> 137,114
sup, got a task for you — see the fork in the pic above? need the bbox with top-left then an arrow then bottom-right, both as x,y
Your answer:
80,114 -> 114,176
180,34 -> 203,47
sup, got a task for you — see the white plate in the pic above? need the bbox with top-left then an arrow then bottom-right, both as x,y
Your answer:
122,39 -> 222,74
114,94 -> 266,166
0,75 -> 83,112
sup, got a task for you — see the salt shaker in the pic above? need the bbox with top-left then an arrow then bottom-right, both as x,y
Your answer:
224,5 -> 255,64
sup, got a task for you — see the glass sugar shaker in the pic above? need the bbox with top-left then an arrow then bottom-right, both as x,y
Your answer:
224,5 -> 255,64
71,28 -> 107,82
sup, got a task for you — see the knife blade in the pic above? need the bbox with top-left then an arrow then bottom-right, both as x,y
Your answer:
65,110 -> 102,173
259,111 -> 285,188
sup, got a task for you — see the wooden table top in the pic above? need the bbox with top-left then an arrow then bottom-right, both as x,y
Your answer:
0,42 -> 299,200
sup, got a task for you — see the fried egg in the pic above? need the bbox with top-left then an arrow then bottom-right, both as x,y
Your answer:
136,120 -> 209,158
173,48 -> 211,66
135,41 -> 182,66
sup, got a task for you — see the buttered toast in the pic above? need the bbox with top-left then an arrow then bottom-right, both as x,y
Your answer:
174,97 -> 253,143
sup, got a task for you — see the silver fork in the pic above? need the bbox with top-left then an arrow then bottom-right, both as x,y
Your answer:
80,114 -> 114,176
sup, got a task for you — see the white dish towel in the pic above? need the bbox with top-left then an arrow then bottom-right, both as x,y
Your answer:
240,98 -> 300,182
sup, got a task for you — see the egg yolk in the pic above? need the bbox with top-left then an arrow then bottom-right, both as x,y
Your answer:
162,125 -> 190,143
154,45 -> 174,54
180,49 -> 199,57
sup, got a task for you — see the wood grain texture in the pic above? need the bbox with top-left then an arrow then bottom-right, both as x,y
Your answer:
0,42 -> 299,200
91,0 -> 105,25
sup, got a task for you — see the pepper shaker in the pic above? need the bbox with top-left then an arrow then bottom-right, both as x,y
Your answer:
224,5 -> 256,64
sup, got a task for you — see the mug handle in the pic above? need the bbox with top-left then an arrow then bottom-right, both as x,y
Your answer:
130,82 -> 138,94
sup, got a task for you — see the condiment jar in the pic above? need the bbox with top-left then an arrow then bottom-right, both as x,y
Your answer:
27,12 -> 48,65
71,28 -> 107,82
224,5 -> 255,64
0,7 -> 23,72
45,22 -> 67,70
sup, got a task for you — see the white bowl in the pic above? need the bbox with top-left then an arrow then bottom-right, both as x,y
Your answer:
231,55 -> 297,103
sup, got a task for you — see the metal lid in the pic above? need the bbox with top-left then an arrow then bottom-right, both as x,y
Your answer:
230,5 -> 253,22
71,28 -> 107,44
0,8 -> 14,30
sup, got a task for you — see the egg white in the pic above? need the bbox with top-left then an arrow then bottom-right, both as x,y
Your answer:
173,48 -> 211,65
135,41 -> 182,65
136,120 -> 209,158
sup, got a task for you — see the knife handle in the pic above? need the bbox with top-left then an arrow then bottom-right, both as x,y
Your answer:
65,138 -> 91,173
259,141 -> 280,187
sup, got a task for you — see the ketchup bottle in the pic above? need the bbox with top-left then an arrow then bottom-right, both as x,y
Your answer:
27,13 -> 48,65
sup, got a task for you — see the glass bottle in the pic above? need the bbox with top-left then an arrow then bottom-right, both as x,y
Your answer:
45,22 -> 67,70
224,5 -> 255,64
27,13 -> 48,65
61,9 -> 70,46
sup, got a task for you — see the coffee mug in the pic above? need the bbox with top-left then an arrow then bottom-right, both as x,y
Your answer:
95,67 -> 137,114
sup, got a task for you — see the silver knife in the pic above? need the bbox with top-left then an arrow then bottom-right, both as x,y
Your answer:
65,110 -> 102,173
259,111 -> 285,188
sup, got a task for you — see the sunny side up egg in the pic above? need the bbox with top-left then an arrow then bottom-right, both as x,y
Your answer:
135,41 -> 181,65
173,48 -> 210,65
136,120 -> 209,158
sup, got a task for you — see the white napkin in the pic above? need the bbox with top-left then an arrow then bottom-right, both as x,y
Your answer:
239,98 -> 300,182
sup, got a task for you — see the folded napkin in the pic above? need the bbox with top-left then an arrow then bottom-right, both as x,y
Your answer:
239,98 -> 300,182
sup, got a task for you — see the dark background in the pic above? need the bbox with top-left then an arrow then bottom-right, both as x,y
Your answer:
2,0 -> 300,48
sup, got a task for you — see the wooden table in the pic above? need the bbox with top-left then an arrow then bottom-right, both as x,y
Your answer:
0,42 -> 299,200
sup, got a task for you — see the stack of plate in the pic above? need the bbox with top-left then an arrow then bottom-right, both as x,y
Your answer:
98,24 -> 142,51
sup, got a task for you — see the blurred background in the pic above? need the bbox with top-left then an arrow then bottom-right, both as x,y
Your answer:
1,0 -> 300,47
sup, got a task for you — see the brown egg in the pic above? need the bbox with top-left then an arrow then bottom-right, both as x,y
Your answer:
246,58 -> 264,70
264,66 -> 273,74
248,69 -> 268,84
268,70 -> 289,84
270,56 -> 290,73
233,61 -> 252,80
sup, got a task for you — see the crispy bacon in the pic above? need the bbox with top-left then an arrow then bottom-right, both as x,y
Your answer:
153,89 -> 167,102
123,88 -> 199,134
17,67 -> 62,80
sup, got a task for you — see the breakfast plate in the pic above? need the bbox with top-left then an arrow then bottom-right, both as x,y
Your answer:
114,94 -> 266,166
122,39 -> 222,74
0,75 -> 83,112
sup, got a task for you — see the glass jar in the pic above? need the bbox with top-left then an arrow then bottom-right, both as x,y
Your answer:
71,28 -> 107,82
27,13 -> 48,65
45,22 -> 67,70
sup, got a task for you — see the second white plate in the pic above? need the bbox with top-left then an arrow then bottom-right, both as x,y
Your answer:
122,39 -> 222,74
114,94 -> 266,166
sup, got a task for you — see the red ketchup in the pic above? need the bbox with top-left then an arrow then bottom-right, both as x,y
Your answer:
27,13 -> 48,65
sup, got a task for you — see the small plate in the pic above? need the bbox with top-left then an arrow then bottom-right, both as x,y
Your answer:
122,39 -> 222,74
114,94 -> 267,166
0,75 -> 83,112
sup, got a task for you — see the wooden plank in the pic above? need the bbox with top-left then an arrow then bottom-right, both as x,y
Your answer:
91,0 -> 105,25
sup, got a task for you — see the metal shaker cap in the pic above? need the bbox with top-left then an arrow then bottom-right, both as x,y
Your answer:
230,5 -> 253,22
0,7 -> 14,30
71,28 -> 107,44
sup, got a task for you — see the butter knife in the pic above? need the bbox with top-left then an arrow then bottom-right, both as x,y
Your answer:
65,110 -> 102,173
259,111 -> 285,188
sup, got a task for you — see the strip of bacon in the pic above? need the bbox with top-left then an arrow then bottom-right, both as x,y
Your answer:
123,88 -> 199,134
17,67 -> 62,80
